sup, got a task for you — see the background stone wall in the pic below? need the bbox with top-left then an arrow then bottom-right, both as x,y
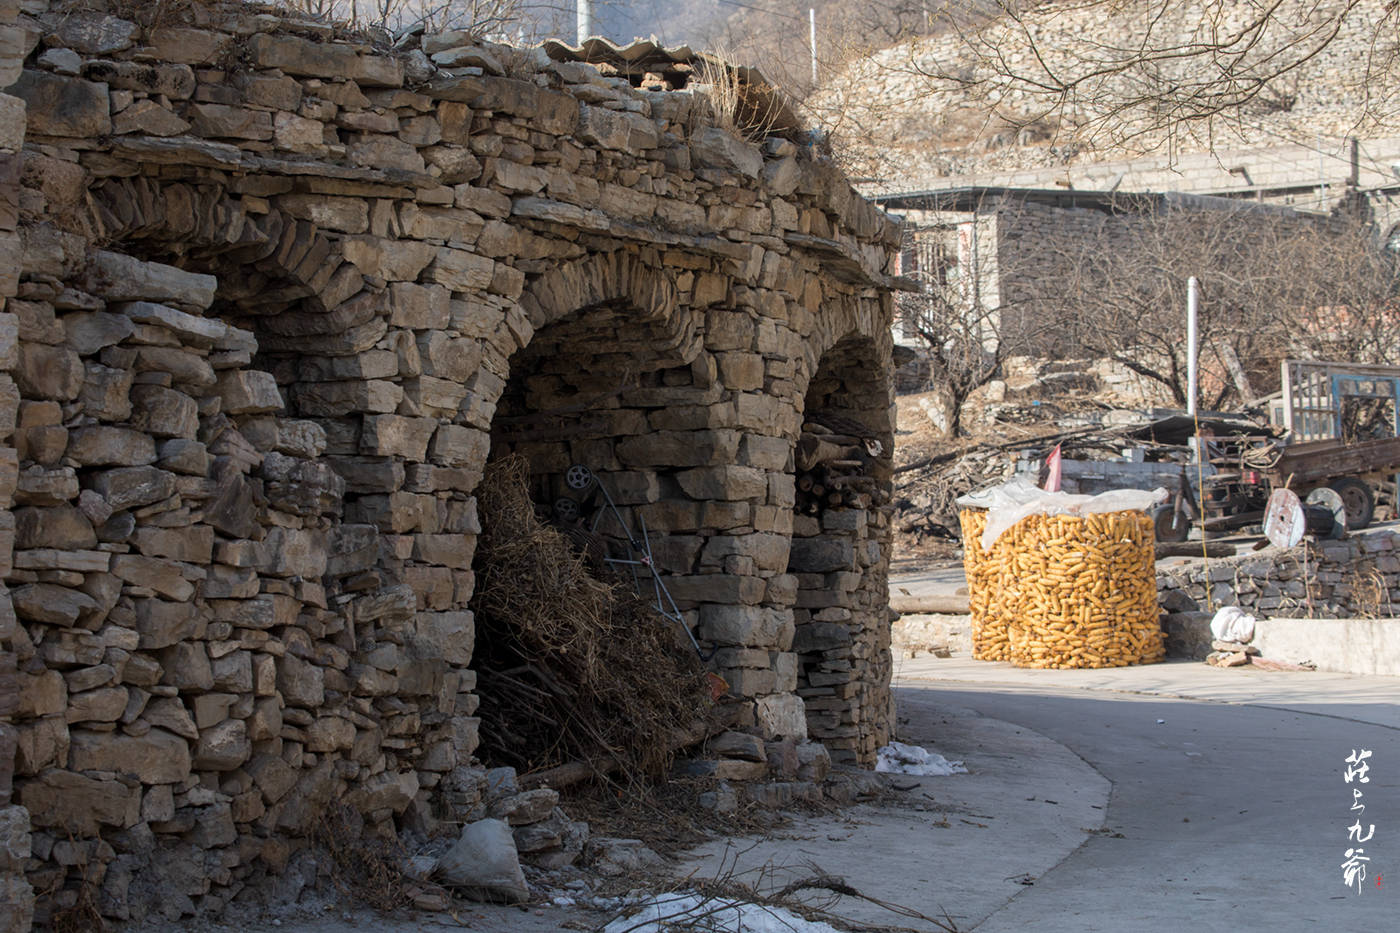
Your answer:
1159,529 -> 1400,657
819,0 -> 1400,194
1,2 -> 899,926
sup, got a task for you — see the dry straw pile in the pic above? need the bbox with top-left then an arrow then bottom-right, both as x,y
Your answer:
962,508 -> 1165,668
471,456 -> 712,781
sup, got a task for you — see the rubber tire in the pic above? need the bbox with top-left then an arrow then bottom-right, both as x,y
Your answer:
1152,504 -> 1190,543
1328,477 -> 1375,530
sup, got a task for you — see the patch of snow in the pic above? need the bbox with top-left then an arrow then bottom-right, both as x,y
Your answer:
875,741 -> 969,776
603,892 -> 845,933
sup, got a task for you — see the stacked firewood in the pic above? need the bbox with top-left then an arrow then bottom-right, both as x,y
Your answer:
795,416 -> 890,514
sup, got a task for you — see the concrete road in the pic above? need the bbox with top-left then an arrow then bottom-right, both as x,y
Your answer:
151,659 -> 1400,933
897,658 -> 1400,931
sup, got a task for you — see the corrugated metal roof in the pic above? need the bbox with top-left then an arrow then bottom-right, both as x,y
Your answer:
540,36 -> 700,70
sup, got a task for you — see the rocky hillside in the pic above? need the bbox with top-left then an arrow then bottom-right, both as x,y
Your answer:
807,0 -> 1400,188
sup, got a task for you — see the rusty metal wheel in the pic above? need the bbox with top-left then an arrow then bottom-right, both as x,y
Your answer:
1328,477 -> 1375,530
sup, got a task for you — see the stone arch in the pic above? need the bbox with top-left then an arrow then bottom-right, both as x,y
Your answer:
486,250 -> 707,471
70,170 -> 457,815
786,315 -> 896,767
469,250 -> 726,770
514,250 -> 696,358
87,176 -> 374,342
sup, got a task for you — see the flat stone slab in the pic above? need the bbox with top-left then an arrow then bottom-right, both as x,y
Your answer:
1252,617 -> 1400,676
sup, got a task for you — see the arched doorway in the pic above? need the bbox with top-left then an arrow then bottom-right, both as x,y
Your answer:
789,333 -> 896,766
469,253 -> 718,776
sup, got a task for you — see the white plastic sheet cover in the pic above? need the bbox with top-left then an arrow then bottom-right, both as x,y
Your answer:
875,741 -> 969,776
957,478 -> 1168,551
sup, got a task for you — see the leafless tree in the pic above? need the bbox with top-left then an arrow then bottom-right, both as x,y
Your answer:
1038,200 -> 1400,408
895,206 -> 1053,435
902,0 -> 1400,152
895,192 -> 1400,430
278,0 -> 578,40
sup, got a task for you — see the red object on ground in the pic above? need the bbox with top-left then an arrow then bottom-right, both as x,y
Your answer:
1044,444 -> 1063,492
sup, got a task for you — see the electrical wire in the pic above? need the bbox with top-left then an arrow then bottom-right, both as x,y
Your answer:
711,0 -> 810,23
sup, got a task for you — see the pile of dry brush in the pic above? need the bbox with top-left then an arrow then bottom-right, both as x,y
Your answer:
470,456 -> 713,783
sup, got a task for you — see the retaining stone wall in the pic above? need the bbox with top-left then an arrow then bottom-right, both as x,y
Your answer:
1157,529 -> 1400,658
0,2 -> 899,926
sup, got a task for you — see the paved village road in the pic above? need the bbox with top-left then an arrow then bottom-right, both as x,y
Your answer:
896,658 -> 1400,932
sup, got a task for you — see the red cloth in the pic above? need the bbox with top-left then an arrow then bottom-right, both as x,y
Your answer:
1043,444 -> 1063,492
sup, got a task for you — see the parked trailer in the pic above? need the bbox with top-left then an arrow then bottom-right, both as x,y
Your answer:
1263,433 -> 1400,528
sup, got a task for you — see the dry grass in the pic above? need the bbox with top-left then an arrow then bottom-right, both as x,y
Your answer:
694,53 -> 795,143
48,887 -> 105,933
44,840 -> 106,933
565,775 -> 782,859
471,455 -> 713,784
311,804 -> 415,912
1346,562 -> 1391,618
597,847 -> 964,933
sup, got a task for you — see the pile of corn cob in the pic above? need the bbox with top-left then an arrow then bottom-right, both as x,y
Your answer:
960,509 -> 1012,661
961,509 -> 1165,669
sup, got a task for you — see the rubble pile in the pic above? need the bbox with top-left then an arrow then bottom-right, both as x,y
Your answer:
895,443 -> 1016,545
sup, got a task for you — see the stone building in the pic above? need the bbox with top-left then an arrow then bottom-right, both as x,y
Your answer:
877,185 -> 1328,362
0,3 -> 901,927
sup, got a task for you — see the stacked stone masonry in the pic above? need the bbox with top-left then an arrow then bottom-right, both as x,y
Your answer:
2,0 -> 31,927
0,2 -> 900,927
1158,528 -> 1400,657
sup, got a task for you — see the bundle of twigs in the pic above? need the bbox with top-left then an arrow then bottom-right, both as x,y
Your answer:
471,455 -> 712,783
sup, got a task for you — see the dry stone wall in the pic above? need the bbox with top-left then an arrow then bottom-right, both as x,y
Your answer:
2,0 -> 31,927
0,2 -> 899,927
790,337 -> 895,764
1158,529 -> 1400,657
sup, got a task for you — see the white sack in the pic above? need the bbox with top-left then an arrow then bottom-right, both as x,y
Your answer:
1210,606 -> 1256,644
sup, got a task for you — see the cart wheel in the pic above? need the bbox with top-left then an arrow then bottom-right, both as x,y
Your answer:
1304,486 -> 1347,539
1151,504 -> 1190,543
1328,477 -> 1374,530
564,464 -> 594,491
553,497 -> 581,523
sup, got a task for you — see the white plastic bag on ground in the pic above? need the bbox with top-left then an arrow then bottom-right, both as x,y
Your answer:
875,741 -> 969,776
1210,606 -> 1256,644
604,892 -> 846,933
957,478 -> 1167,551
434,818 -> 529,903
